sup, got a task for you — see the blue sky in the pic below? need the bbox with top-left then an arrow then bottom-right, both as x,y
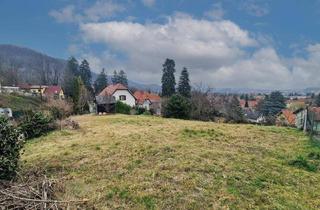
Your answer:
1,0 -> 320,88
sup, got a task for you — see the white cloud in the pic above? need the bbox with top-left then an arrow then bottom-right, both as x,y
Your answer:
49,5 -> 80,23
141,0 -> 156,7
49,0 -> 125,23
211,48 -> 292,89
50,6 -> 320,89
84,0 -> 125,21
80,14 -> 258,84
204,3 -> 225,20
240,0 -> 269,17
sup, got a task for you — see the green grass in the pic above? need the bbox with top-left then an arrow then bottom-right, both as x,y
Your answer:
0,93 -> 43,112
21,114 -> 320,209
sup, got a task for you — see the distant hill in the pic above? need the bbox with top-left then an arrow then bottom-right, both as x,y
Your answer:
0,44 -> 66,85
0,44 -> 161,92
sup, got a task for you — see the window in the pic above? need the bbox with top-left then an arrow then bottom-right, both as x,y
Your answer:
119,95 -> 126,101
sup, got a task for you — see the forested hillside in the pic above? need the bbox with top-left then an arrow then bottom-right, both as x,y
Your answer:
0,44 -> 66,86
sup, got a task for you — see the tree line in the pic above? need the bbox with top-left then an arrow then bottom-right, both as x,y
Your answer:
63,57 -> 128,114
160,58 -> 245,121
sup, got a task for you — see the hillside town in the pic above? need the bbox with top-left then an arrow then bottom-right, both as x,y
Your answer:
1,68 -> 320,137
2,1 -> 320,209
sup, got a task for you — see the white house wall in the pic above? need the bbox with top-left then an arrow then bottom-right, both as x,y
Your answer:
112,90 -> 136,107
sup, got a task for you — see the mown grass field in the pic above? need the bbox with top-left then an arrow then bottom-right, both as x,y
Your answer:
21,114 -> 320,209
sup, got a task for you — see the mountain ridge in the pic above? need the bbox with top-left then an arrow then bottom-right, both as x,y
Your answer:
0,44 -> 161,92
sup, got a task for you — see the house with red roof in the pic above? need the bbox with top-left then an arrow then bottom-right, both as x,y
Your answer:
276,109 -> 296,127
239,99 -> 259,109
134,90 -> 161,114
99,83 -> 136,107
43,86 -> 64,99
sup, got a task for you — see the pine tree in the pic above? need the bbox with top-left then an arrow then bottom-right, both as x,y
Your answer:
94,68 -> 108,94
73,77 -> 89,114
244,94 -> 249,108
163,94 -> 191,119
118,70 -> 128,86
314,93 -> 320,107
112,70 -> 119,84
63,57 -> 79,98
79,59 -> 92,91
161,58 -> 176,97
258,91 -> 286,116
178,67 -> 191,98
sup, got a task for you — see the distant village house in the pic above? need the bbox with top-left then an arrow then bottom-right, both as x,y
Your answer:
134,90 -> 161,115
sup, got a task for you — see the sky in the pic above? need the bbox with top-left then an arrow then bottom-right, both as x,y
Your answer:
1,0 -> 320,89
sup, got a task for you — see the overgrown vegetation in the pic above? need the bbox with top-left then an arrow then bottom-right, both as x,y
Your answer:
0,117 -> 24,180
19,111 -> 54,139
0,93 -> 43,117
115,101 -> 131,114
163,94 -> 191,119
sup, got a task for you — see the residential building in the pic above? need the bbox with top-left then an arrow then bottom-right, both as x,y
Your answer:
99,84 -> 136,107
43,86 -> 64,99
134,90 -> 161,115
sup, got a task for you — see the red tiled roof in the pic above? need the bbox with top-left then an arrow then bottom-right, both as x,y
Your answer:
310,107 -> 320,121
18,84 -> 31,89
281,109 -> 296,125
134,91 -> 161,104
239,99 -> 259,108
99,84 -> 129,96
44,86 -> 62,95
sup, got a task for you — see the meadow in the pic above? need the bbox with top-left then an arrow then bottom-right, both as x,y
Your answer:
22,114 -> 320,209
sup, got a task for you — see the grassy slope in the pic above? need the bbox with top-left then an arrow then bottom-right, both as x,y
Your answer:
22,115 -> 320,209
0,93 -> 42,112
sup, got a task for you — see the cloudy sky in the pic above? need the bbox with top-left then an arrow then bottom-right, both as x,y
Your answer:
1,0 -> 320,89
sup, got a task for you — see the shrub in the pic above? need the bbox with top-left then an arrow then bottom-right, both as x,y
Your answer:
135,107 -> 146,115
288,155 -> 317,172
143,110 -> 151,115
19,111 -> 54,139
47,99 -> 73,130
0,117 -> 24,180
225,96 -> 244,123
115,101 -> 131,114
163,94 -> 191,119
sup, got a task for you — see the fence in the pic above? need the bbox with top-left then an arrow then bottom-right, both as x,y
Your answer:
307,110 -> 320,140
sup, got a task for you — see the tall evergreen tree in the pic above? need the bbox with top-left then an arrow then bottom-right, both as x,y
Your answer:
244,94 -> 249,108
314,93 -> 320,107
161,58 -> 176,97
73,76 -> 89,114
112,70 -> 119,84
94,68 -> 108,94
118,70 -> 128,86
63,57 -> 79,97
178,67 -> 191,98
79,59 -> 92,91
258,91 -> 286,116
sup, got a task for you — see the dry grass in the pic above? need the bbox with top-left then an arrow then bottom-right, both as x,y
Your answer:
21,114 -> 320,209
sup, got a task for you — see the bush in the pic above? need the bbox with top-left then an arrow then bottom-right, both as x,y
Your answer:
47,99 -> 73,130
288,155 -> 317,172
163,94 -> 191,119
225,96 -> 245,123
143,110 -> 151,115
0,117 -> 24,180
19,112 -> 54,139
135,107 -> 146,115
115,101 -> 131,114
